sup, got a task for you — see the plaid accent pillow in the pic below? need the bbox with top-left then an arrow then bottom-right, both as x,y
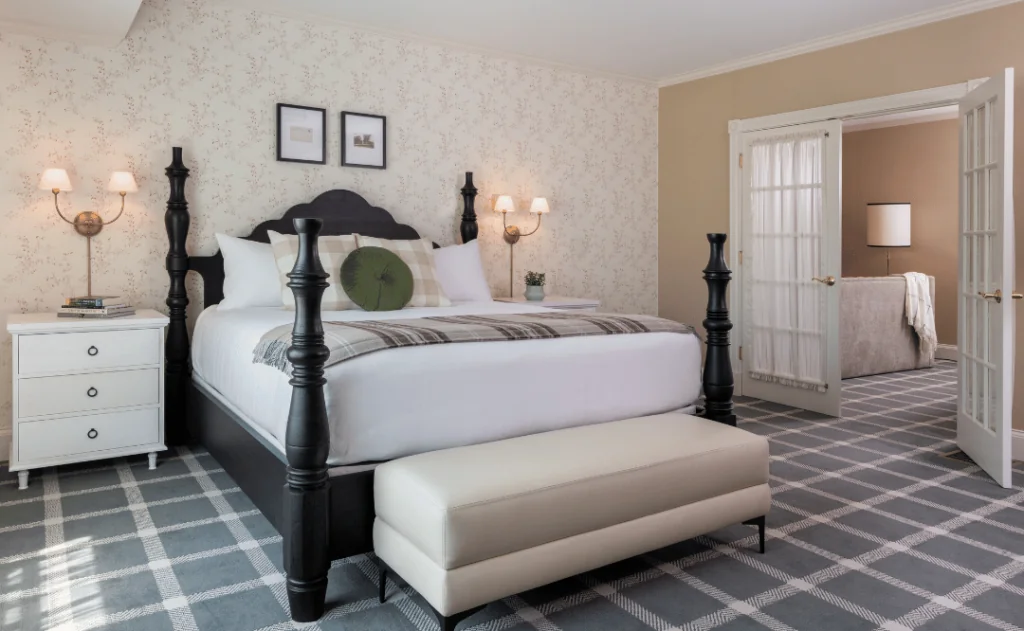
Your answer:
267,230 -> 359,310
355,236 -> 451,307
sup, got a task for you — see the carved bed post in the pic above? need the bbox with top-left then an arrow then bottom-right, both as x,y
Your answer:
460,171 -> 478,243
702,233 -> 736,426
283,218 -> 331,622
165,147 -> 191,445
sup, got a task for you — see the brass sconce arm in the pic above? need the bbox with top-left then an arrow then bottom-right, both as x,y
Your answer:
502,212 -> 542,245
52,189 -> 127,231
52,189 -> 75,225
104,192 -> 127,225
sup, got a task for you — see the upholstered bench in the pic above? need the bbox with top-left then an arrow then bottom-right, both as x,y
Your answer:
373,413 -> 770,631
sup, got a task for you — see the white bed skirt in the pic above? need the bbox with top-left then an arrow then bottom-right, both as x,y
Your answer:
191,302 -> 702,465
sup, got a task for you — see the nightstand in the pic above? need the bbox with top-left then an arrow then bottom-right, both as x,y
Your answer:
7,309 -> 169,490
494,296 -> 600,312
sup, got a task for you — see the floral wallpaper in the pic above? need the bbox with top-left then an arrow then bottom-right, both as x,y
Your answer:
0,0 -> 658,449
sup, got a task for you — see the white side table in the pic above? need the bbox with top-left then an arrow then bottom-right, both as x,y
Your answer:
494,296 -> 600,312
7,309 -> 169,490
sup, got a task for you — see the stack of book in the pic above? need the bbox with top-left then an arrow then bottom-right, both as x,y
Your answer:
60,296 -> 136,319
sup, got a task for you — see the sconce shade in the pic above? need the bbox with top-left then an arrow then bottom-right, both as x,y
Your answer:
108,171 -> 138,193
39,168 -> 72,191
493,195 -> 516,214
529,197 -> 550,214
866,203 -> 911,247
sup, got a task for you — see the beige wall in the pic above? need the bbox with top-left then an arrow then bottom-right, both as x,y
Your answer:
659,2 -> 1024,428
842,120 -> 959,345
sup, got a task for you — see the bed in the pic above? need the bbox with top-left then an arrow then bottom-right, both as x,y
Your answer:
162,147 -> 737,621
192,301 -> 703,466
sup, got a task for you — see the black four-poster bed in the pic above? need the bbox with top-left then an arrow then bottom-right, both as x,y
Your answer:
162,146 -> 736,622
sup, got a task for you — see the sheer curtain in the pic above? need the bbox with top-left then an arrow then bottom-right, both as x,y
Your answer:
746,130 -> 828,392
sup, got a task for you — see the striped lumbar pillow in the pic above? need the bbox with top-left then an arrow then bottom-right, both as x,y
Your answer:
355,235 -> 451,308
267,230 -> 359,310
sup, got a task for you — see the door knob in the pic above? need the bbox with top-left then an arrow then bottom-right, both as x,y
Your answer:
1013,291 -> 1023,300
811,276 -> 836,286
979,289 -> 1003,303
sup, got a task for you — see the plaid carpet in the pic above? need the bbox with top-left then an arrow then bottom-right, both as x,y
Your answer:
2,360 -> 1023,631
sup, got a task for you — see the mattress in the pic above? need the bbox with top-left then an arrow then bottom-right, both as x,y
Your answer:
191,301 -> 702,465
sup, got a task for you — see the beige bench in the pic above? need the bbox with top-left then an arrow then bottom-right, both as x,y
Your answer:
373,413 -> 771,630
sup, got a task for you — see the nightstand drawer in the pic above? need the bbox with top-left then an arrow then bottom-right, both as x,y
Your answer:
17,408 -> 160,462
18,328 -> 161,375
18,368 -> 160,418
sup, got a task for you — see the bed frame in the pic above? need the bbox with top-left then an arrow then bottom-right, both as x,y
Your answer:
163,146 -> 736,621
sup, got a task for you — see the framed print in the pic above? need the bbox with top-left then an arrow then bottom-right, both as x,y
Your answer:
341,111 -> 386,169
277,103 -> 326,164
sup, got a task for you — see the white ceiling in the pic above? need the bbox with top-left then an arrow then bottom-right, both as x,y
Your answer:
1,0 -> 1014,82
216,0 -> 1018,83
0,0 -> 142,47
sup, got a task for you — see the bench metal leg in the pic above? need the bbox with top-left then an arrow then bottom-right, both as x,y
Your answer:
434,606 -> 484,631
743,515 -> 766,553
377,558 -> 389,603
379,556 -> 482,630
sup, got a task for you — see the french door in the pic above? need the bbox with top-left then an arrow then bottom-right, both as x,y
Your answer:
957,69 -> 1016,488
740,120 -> 843,417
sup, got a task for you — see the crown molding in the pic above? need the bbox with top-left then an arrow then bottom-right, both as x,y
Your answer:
211,0 -> 656,87
842,105 -> 958,133
659,0 -> 1022,88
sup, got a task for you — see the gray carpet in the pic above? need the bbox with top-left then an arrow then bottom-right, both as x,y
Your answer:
2,360 -> 1023,631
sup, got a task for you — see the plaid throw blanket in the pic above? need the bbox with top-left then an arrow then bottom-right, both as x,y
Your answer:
253,312 -> 696,372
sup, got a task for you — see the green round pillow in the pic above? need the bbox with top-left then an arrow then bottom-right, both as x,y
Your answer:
341,246 -> 414,311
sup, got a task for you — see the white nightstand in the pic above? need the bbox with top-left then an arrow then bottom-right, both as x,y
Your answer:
494,296 -> 600,312
7,309 -> 169,490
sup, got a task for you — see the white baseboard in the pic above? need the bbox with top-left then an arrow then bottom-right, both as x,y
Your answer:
935,344 -> 958,361
1014,429 -> 1024,462
0,428 -> 10,464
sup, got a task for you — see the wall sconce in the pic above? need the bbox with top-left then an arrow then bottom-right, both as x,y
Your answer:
494,195 -> 550,297
39,168 -> 138,296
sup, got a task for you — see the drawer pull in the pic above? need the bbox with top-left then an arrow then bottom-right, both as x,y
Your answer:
87,428 -> 98,439
87,346 -> 99,356
87,387 -> 98,398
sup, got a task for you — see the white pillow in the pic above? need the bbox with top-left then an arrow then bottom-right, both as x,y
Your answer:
215,233 -> 283,310
432,240 -> 492,302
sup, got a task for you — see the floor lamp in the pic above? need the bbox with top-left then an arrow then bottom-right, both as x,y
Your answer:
866,203 -> 910,276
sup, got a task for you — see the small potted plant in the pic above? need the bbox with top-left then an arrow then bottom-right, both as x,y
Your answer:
524,271 -> 546,301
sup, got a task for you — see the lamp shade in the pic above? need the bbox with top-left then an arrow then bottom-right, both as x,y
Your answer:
108,171 -> 138,193
866,203 -> 911,247
493,195 -> 516,213
529,197 -> 550,214
39,168 -> 72,191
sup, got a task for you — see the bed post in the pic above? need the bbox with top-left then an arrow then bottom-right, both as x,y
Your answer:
165,147 -> 191,445
460,171 -> 478,243
702,233 -> 736,426
283,218 -> 331,622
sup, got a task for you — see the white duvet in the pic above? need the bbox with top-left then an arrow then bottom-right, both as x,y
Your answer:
191,301 -> 702,465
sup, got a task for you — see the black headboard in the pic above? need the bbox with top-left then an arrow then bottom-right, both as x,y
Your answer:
189,189 -> 437,308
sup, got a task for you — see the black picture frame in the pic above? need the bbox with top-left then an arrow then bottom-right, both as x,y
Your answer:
277,103 -> 327,165
341,111 -> 386,169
